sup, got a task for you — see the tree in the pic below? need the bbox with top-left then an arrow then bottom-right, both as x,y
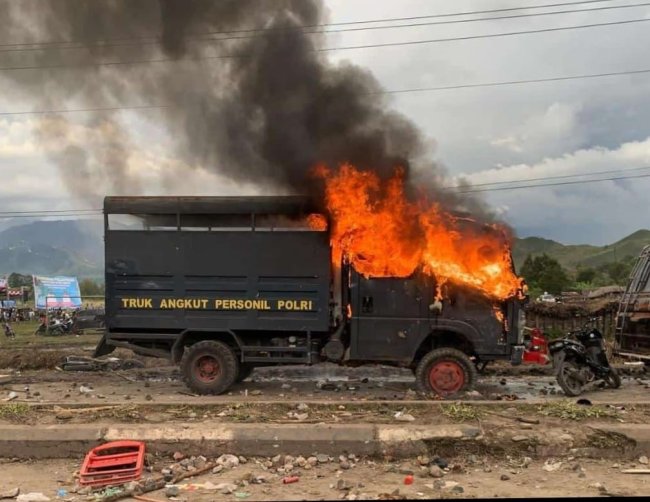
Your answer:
8,273 -> 32,288
575,266 -> 596,284
79,278 -> 104,297
598,261 -> 633,285
520,253 -> 570,295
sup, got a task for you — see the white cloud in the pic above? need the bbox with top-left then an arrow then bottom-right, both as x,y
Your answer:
457,137 -> 650,244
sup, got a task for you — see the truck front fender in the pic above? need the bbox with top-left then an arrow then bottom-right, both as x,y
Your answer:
410,319 -> 483,362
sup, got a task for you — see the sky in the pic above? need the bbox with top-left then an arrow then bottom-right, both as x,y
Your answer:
1,0 -> 650,245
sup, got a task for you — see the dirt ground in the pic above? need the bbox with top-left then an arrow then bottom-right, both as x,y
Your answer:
2,363 -> 649,407
0,455 -> 648,500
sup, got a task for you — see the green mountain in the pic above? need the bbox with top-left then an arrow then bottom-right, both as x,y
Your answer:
0,220 -> 103,279
513,229 -> 650,271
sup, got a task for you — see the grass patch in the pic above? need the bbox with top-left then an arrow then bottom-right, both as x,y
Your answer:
537,400 -> 612,420
0,321 -> 101,349
440,403 -> 483,422
0,403 -> 31,421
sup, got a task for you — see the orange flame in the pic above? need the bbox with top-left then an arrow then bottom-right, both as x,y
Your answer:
312,163 -> 524,301
307,213 -> 328,231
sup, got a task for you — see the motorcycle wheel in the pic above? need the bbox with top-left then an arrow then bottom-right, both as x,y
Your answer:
604,368 -> 622,389
557,360 -> 584,397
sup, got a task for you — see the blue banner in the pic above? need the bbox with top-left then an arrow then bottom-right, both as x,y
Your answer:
32,275 -> 82,309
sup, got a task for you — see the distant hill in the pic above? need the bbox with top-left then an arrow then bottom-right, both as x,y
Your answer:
512,229 -> 650,271
0,219 -> 103,278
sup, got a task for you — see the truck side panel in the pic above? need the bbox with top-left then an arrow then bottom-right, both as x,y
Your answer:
106,230 -> 331,333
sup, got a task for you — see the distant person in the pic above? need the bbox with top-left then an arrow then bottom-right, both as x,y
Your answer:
3,322 -> 15,339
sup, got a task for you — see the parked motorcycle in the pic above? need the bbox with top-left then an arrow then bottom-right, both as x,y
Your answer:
548,317 -> 621,396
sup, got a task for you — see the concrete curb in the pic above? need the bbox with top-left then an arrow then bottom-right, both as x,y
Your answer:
0,423 -> 480,459
0,422 -> 647,460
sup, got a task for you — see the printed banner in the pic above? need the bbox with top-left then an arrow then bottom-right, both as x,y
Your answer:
32,275 -> 82,309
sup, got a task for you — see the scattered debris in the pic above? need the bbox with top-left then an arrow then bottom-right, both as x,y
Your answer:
431,457 -> 448,469
393,411 -> 415,422
53,405 -> 118,420
3,391 -> 18,402
316,381 -> 339,391
316,454 -> 329,464
428,466 -> 444,478
282,476 -> 299,484
0,488 -> 19,500
16,494 -> 50,502
542,460 -> 563,472
336,479 -> 353,491
59,356 -> 144,372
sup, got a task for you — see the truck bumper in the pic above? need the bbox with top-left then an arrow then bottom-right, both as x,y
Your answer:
510,345 -> 525,366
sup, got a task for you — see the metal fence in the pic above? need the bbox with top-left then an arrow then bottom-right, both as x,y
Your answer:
525,309 -> 617,339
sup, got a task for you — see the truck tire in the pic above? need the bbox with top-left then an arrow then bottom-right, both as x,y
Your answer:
415,348 -> 477,397
180,340 -> 239,395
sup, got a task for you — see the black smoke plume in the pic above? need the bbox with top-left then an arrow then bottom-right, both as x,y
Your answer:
0,0 -> 493,218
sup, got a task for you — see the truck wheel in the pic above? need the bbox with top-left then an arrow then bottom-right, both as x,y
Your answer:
180,340 -> 239,395
415,348 -> 477,397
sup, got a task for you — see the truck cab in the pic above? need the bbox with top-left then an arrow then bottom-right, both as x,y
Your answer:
96,195 -> 526,396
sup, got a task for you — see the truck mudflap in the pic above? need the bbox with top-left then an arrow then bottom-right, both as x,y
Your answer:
510,345 -> 525,366
92,334 -> 116,358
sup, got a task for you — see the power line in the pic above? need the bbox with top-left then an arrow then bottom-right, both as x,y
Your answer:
2,17 -> 649,72
2,167 -> 649,218
0,213 -> 102,219
320,17 -> 650,53
1,2 -> 647,54
456,171 -> 650,193
378,67 -> 650,94
0,208 -> 100,214
0,105 -> 167,116
450,165 -> 650,189
0,0 -> 619,49
4,66 -> 650,116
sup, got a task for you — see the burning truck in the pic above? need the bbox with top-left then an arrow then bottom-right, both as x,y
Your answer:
95,164 -> 527,397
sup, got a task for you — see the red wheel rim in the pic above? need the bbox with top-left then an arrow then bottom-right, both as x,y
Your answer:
428,360 -> 465,395
194,355 -> 221,383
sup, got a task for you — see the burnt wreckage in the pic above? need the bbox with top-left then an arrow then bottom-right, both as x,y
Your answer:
616,245 -> 650,359
96,196 -> 526,396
